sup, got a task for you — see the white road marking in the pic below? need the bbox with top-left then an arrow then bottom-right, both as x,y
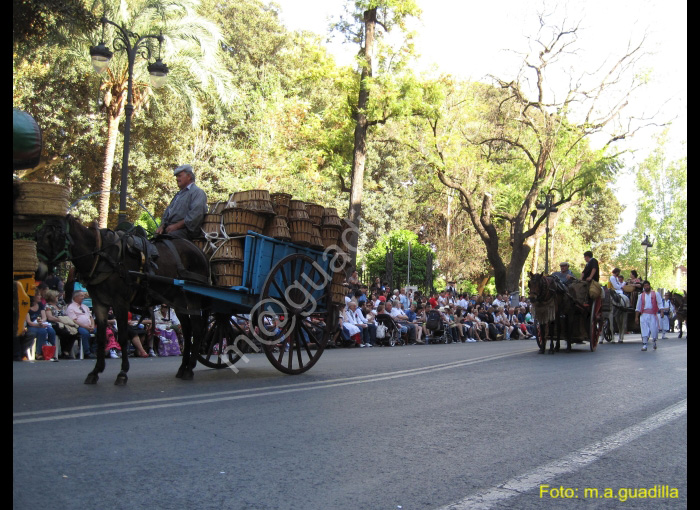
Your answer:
13,348 -> 532,424
435,398 -> 687,510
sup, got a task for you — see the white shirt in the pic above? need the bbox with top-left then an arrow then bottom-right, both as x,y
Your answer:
635,291 -> 664,313
609,276 -> 625,295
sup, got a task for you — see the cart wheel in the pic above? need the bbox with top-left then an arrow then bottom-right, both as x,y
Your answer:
603,318 -> 613,343
197,313 -> 248,369
590,298 -> 602,352
253,253 -> 337,375
535,321 -> 546,353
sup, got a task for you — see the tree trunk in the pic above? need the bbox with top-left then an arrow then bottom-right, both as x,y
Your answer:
99,112 -> 121,228
347,8 -> 376,268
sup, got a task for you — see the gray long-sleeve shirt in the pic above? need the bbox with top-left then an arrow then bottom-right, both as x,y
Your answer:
161,183 -> 208,236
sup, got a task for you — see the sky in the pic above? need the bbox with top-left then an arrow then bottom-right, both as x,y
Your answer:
272,0 -> 687,236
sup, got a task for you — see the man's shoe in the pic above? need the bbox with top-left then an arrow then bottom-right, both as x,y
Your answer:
109,349 -> 119,359
653,340 -> 657,350
641,344 -> 647,351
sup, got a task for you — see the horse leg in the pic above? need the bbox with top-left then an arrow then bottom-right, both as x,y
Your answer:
548,323 -> 555,354
176,314 -> 192,379
114,307 -> 130,386
85,304 -> 108,385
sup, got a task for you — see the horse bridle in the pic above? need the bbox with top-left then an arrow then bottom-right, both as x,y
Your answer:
37,219 -> 105,280
530,274 -> 555,303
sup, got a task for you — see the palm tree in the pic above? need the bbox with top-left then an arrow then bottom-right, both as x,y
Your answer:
88,0 -> 234,227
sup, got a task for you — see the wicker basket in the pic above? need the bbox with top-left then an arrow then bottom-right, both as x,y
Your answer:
288,218 -> 314,246
208,202 -> 226,215
321,226 -> 342,249
270,193 -> 292,219
232,190 -> 276,216
210,238 -> 244,261
306,203 -> 325,226
13,239 -> 39,273
288,200 -> 309,220
263,215 -> 291,240
222,207 -> 266,236
330,270 -> 348,305
201,214 -> 223,237
322,207 -> 342,228
191,237 -> 215,259
310,226 -> 323,250
211,260 -> 244,287
14,181 -> 70,217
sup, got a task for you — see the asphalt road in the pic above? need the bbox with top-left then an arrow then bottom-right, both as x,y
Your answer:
13,334 -> 686,510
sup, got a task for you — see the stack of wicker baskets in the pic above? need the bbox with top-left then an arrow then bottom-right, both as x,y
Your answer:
210,238 -> 245,287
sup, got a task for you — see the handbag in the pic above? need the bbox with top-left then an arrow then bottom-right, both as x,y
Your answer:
376,323 -> 387,339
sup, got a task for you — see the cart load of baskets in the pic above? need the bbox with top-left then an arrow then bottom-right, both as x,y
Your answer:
196,190 -> 355,298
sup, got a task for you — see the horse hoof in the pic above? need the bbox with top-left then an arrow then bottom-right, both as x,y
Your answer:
180,370 -> 194,381
538,349 -> 545,354
84,374 -> 99,384
175,367 -> 184,378
114,374 -> 128,386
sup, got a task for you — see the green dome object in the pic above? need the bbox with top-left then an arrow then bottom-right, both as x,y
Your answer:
13,109 -> 42,170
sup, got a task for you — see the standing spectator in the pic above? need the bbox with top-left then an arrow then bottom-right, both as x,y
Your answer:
65,291 -> 96,358
659,292 -> 674,340
635,280 -> 664,351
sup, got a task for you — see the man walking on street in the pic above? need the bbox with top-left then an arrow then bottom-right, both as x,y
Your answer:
635,280 -> 664,351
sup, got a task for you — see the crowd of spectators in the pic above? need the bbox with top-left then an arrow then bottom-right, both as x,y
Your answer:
337,278 -> 538,347
16,271 -> 184,361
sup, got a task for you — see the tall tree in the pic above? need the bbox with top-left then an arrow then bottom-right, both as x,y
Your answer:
411,17 -> 658,294
332,0 -> 420,266
82,0 -> 233,227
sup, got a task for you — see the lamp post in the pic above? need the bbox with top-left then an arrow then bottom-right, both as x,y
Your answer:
641,233 -> 653,280
90,16 -> 169,226
536,192 -> 558,274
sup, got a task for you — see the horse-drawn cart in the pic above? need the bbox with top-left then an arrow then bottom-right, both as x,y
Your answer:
528,273 -> 605,354
133,231 -> 345,375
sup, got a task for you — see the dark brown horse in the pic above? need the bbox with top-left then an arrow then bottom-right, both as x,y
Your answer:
36,215 -> 209,384
671,291 -> 687,338
527,272 -> 574,354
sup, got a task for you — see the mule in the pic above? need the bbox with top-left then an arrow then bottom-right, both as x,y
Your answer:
527,272 -> 574,354
608,291 -> 629,343
671,291 -> 687,338
36,215 -> 209,385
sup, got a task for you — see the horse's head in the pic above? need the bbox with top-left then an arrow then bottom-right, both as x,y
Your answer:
527,272 -> 546,300
35,216 -> 71,271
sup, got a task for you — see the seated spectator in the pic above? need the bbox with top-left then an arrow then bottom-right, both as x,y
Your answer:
386,300 -> 417,343
65,291 -> 96,358
344,301 -> 371,347
25,294 -> 56,359
405,303 -> 425,344
43,289 -> 78,358
154,304 -> 183,350
128,311 -> 154,357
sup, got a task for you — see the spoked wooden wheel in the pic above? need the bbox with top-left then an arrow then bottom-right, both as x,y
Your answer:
589,298 -> 603,352
252,253 -> 338,375
197,313 -> 252,369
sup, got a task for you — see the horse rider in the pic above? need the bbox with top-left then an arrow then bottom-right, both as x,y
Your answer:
155,164 -> 208,240
609,267 -> 631,307
635,280 -> 664,351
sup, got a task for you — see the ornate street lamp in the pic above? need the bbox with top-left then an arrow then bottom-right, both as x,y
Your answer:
90,16 -> 169,226
641,233 -> 653,281
536,191 -> 558,274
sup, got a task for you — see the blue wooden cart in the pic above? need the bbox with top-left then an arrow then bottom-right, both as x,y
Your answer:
141,231 -> 344,374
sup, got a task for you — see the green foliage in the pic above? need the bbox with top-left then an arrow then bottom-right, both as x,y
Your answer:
133,210 -> 159,235
361,229 -> 434,291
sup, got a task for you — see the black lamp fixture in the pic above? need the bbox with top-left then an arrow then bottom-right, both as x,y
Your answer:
536,191 -> 558,275
90,15 -> 169,225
